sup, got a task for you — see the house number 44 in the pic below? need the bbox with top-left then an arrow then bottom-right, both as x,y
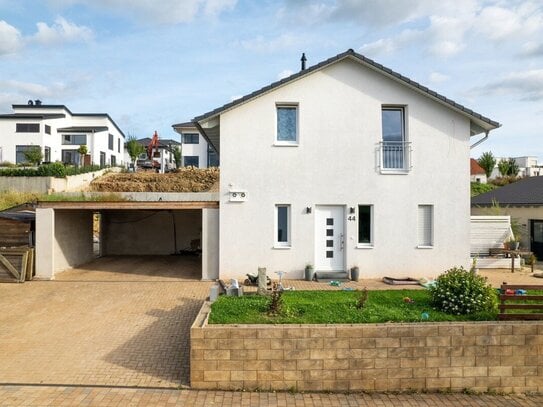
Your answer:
348,215 -> 356,221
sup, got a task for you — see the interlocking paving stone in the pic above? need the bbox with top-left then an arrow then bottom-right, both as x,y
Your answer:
0,256 -> 211,388
0,385 -> 542,406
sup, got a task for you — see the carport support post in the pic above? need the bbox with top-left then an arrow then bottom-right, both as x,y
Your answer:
35,208 -> 55,279
202,208 -> 219,280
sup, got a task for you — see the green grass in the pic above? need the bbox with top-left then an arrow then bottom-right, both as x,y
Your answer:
0,190 -> 128,211
208,290 -> 498,324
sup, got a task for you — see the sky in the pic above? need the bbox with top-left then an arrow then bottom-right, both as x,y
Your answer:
0,0 -> 542,161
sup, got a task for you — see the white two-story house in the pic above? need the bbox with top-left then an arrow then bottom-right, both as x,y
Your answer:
193,49 -> 500,279
172,122 -> 219,168
0,102 -> 125,167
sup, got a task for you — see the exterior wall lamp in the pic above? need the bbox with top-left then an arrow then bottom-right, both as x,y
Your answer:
306,207 -> 312,214
349,207 -> 355,214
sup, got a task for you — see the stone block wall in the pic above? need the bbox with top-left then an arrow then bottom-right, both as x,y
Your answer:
191,303 -> 543,392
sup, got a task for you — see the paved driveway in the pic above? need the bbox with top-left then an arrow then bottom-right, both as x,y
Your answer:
0,256 -> 211,388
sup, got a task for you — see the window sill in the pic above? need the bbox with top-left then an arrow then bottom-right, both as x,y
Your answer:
417,245 -> 434,249
380,169 -> 410,175
356,244 -> 374,249
273,142 -> 299,147
273,245 -> 291,250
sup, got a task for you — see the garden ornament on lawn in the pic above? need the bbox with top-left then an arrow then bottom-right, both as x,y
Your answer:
275,271 -> 294,291
421,312 -> 430,320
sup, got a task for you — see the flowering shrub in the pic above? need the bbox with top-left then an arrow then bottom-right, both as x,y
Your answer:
429,267 -> 497,315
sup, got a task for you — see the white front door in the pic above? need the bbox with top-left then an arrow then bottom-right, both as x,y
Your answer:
315,206 -> 345,271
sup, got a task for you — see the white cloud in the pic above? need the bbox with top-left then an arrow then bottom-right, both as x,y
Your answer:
33,16 -> 93,45
429,72 -> 449,84
0,77 -> 89,102
239,34 -> 305,53
47,0 -> 238,24
0,20 -> 23,55
359,29 -> 422,57
469,70 -> 543,101
277,69 -> 294,80
520,41 -> 543,57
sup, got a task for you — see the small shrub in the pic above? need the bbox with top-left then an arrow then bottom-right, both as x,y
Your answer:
267,283 -> 284,316
356,287 -> 368,309
429,267 -> 497,315
0,161 -> 16,168
37,162 -> 66,177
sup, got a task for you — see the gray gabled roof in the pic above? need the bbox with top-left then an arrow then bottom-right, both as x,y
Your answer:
193,49 -> 500,131
471,176 -> 543,206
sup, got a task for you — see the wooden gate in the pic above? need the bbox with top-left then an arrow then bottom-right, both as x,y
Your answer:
0,247 -> 34,283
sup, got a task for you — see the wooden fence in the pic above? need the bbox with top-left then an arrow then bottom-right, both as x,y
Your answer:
499,283 -> 543,320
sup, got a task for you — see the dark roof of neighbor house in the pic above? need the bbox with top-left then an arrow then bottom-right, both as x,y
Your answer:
471,176 -> 543,206
57,126 -> 109,133
470,158 -> 486,175
0,203 -> 35,222
193,49 -> 501,132
136,137 -> 181,147
0,113 -> 66,119
10,104 -> 126,138
172,121 -> 196,129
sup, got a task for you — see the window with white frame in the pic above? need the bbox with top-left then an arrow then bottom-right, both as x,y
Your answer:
418,205 -> 433,247
358,205 -> 373,245
276,104 -> 298,144
275,204 -> 291,247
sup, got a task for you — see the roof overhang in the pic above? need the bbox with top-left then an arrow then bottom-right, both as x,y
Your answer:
37,201 -> 219,210
57,126 -> 109,133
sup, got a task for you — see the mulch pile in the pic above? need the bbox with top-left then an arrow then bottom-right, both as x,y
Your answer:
90,167 -> 219,193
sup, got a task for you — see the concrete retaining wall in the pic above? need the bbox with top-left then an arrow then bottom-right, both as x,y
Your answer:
191,302 -> 543,393
0,168 -> 119,193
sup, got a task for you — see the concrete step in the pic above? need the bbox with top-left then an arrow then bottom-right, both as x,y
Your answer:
315,271 -> 350,282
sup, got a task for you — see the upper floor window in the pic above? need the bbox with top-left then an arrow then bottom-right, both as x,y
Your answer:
62,134 -> 87,145
118,138 -> 121,153
276,104 -> 298,145
183,133 -> 199,144
208,145 -> 219,167
108,134 -> 114,150
16,123 -> 39,133
381,106 -> 410,172
45,125 -> 51,135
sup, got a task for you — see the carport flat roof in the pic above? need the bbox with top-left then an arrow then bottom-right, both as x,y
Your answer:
37,201 -> 219,210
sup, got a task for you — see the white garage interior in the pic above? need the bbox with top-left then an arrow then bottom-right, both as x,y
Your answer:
35,201 -> 219,280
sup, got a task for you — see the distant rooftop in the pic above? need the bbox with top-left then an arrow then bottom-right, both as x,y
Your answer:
471,176 -> 543,206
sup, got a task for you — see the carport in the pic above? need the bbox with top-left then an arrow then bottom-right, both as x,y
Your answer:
35,200 -> 219,280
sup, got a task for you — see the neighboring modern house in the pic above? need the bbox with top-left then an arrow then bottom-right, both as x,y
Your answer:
192,49 -> 500,279
0,101 -> 125,167
172,122 -> 219,168
132,137 -> 181,171
470,158 -> 487,183
471,176 -> 543,260
490,156 -> 542,178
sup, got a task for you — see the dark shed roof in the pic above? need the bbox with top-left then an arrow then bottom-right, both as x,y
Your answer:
471,176 -> 543,206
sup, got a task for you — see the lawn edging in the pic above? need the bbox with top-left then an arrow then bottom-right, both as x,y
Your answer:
191,301 -> 543,393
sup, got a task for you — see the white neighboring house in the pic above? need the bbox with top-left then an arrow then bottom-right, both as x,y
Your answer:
193,49 -> 500,279
133,137 -> 181,171
172,122 -> 219,168
0,102 -> 125,166
490,156 -> 542,178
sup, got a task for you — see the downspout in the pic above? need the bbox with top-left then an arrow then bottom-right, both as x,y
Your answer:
470,130 -> 489,149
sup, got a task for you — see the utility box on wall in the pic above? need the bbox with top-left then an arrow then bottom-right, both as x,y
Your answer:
229,190 -> 247,202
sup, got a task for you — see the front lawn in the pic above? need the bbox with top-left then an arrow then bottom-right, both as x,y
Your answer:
208,290 -> 498,324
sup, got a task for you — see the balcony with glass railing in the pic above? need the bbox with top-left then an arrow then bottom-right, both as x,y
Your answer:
379,141 -> 412,172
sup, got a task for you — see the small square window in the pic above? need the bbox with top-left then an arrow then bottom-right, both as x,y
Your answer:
326,229 -> 333,237
326,218 -> 334,226
358,205 -> 373,245
326,240 -> 333,247
326,251 -> 333,258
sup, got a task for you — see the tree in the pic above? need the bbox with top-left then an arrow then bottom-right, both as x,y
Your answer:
172,145 -> 182,168
477,152 -> 496,179
23,146 -> 43,166
507,158 -> 520,176
126,136 -> 145,170
497,159 -> 510,177
77,145 -> 88,167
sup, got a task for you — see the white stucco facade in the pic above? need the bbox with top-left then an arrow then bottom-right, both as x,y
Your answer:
0,104 -> 125,166
199,55 -> 499,279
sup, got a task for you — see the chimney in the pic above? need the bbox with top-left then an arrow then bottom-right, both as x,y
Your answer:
300,53 -> 307,70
